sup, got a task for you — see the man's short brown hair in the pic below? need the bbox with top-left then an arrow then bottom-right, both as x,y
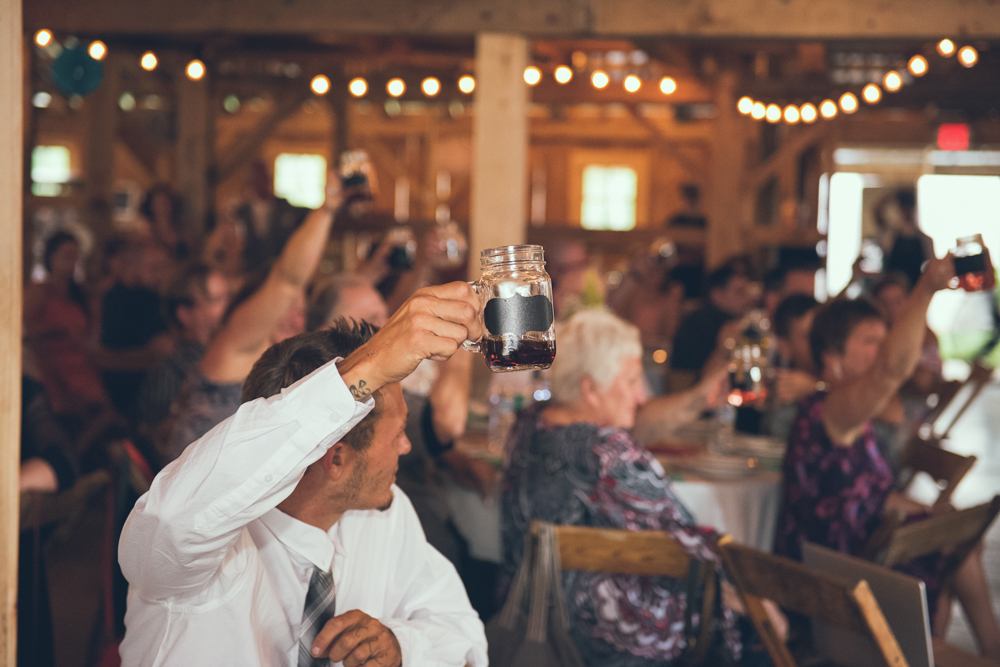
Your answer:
242,320 -> 382,451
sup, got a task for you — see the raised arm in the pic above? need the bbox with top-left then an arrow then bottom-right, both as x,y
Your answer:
200,176 -> 342,382
824,255 -> 954,445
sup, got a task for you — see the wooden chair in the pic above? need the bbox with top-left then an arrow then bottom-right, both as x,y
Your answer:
896,436 -> 977,505
920,362 -> 993,440
719,541 -> 909,667
532,522 -> 721,664
863,495 -> 1000,576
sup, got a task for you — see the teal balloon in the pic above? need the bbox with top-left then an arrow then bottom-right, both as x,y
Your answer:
51,45 -> 104,97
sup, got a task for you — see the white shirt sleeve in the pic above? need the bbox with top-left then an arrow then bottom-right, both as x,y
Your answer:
119,358 -> 373,603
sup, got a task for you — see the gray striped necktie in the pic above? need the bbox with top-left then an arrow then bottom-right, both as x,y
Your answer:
299,567 -> 336,667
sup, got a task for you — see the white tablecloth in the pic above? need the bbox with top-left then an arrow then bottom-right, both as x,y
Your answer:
670,471 -> 781,551
445,471 -> 782,563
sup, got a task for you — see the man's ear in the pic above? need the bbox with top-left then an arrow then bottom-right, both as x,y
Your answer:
320,441 -> 351,482
579,374 -> 601,407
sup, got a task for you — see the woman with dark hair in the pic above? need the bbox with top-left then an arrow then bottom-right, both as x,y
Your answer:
774,254 -> 1000,659
23,231 -> 108,418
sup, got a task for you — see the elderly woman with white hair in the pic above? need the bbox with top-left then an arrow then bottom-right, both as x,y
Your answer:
500,308 -> 745,667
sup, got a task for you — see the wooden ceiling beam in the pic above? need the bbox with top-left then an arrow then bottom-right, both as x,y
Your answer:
23,0 -> 1000,39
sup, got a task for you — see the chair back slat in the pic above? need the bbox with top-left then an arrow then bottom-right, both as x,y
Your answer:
878,496 -> 1000,569
543,524 -> 692,577
897,437 -> 976,504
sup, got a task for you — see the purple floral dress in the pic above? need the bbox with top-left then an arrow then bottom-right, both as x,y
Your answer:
501,407 -> 741,667
775,392 -> 945,615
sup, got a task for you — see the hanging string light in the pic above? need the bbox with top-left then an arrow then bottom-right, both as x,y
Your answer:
819,99 -> 838,119
958,46 -> 978,67
659,77 -> 677,94
458,75 -> 475,93
765,104 -> 782,123
862,84 -> 881,104
554,66 -> 573,84
937,39 -> 956,57
140,51 -> 158,71
591,70 -> 610,89
421,77 -> 441,96
883,71 -> 902,92
907,55 -> 928,76
348,78 -> 368,97
839,92 -> 858,113
737,96 -> 754,114
35,30 -> 53,47
186,60 -> 206,81
800,103 -> 818,123
623,75 -> 641,93
750,102 -> 766,120
88,41 -> 107,61
783,105 -> 800,123
310,75 -> 331,95
523,66 -> 542,85
386,78 -> 405,97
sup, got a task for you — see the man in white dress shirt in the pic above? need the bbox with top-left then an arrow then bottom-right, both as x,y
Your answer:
118,283 -> 488,667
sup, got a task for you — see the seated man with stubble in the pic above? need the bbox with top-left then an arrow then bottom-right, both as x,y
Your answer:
118,282 -> 488,667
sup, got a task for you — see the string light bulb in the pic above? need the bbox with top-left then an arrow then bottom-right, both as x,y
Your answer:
386,78 -> 405,97
591,70 -> 610,89
623,75 -> 641,93
458,75 -> 475,94
737,97 -> 754,114
659,77 -> 677,94
140,51 -> 158,71
937,39 -> 956,57
783,105 -> 800,123
839,92 -> 858,113
310,75 -> 331,95
862,84 -> 881,104
819,99 -> 838,119
421,77 -> 440,96
348,78 -> 368,97
554,66 -> 573,84
750,101 -> 766,120
800,103 -> 818,123
908,55 -> 928,77
958,46 -> 978,67
883,71 -> 903,92
88,41 -> 107,61
765,104 -> 782,123
185,60 -> 206,81
35,30 -> 53,47
523,66 -> 542,86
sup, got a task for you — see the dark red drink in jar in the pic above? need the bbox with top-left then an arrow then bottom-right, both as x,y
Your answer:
483,337 -> 556,372
952,234 -> 995,292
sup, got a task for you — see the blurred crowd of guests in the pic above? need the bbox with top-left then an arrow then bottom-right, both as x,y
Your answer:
17,173 -> 1000,667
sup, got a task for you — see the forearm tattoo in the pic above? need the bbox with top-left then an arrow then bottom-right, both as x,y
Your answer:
350,379 -> 372,402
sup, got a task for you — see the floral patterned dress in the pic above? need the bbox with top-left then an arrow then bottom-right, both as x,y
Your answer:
775,391 -> 945,615
500,407 -> 741,667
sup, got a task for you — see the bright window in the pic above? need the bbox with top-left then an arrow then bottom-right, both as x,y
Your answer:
580,166 -> 637,231
273,154 -> 327,208
31,145 -> 71,197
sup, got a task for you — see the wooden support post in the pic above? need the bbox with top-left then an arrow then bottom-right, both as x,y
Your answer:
0,0 -> 23,661
177,71 -> 213,241
706,71 -> 745,268
85,53 -> 120,259
469,33 -> 529,277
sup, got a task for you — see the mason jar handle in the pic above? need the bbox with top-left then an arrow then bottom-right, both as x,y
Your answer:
462,280 -> 484,354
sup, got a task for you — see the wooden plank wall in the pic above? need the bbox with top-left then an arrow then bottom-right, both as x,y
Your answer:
0,0 -> 24,660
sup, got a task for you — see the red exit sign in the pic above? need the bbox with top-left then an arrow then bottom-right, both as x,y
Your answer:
937,123 -> 970,151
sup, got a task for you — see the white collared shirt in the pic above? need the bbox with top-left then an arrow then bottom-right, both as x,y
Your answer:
118,358 -> 488,667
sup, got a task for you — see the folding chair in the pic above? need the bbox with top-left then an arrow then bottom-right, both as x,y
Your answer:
533,522 -> 722,664
920,363 -> 993,440
720,541 -> 909,667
